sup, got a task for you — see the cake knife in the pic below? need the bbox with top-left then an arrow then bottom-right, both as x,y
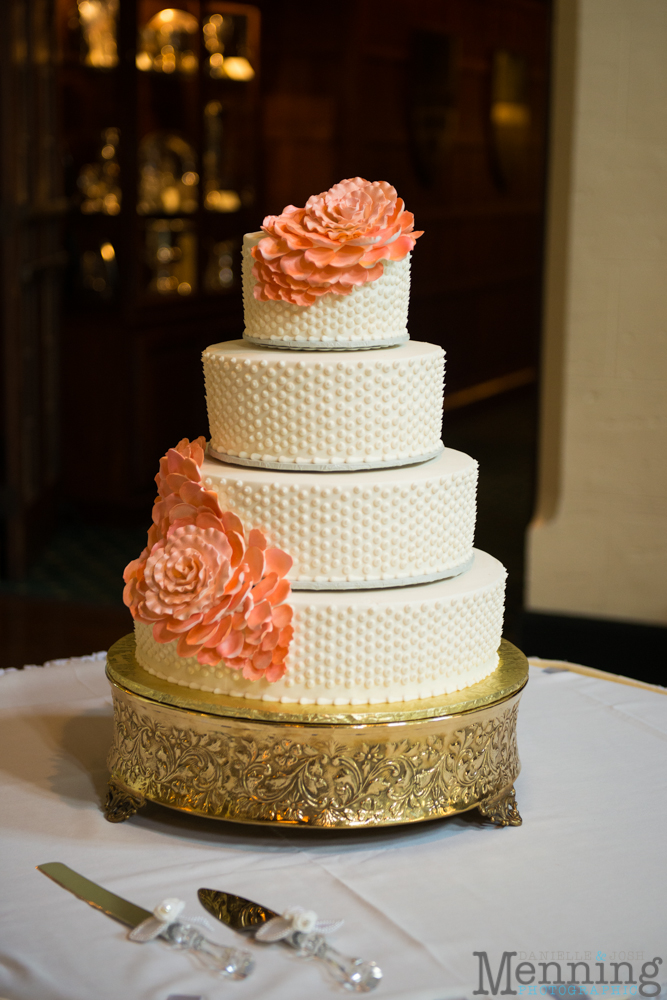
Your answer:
198,888 -> 382,992
37,863 -> 254,978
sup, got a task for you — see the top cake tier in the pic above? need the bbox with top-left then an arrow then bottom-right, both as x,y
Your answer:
242,232 -> 411,350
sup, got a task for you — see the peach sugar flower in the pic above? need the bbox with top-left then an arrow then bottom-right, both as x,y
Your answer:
124,437 -> 294,682
252,177 -> 423,306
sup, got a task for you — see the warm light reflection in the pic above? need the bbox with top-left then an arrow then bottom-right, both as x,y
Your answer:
81,241 -> 117,298
205,239 -> 236,292
491,102 -> 530,127
490,50 -> 531,191
78,128 -> 121,214
137,9 -> 198,74
146,219 -> 196,296
77,0 -> 118,68
491,52 -> 530,129
205,189 -> 241,212
138,133 -> 198,215
161,187 -> 180,212
221,56 -> 254,81
203,14 -> 255,80
202,101 -> 243,213
152,8 -> 195,28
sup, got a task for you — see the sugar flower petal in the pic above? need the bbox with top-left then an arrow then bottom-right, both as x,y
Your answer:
272,604 -> 293,628
247,599 -> 272,628
251,573 -> 278,602
248,528 -> 267,550
267,579 -> 290,606
218,628 -> 245,658
265,659 -> 287,682
265,547 -> 293,578
245,545 -> 265,583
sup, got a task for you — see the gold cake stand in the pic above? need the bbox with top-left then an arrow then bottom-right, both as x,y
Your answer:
104,635 -> 528,829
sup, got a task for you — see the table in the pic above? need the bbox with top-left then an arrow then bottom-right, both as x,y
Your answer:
1,652 -> 665,1000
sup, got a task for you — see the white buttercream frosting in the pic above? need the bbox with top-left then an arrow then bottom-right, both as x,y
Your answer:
203,340 -> 445,470
242,231 -> 411,349
134,550 -> 506,705
201,449 -> 478,588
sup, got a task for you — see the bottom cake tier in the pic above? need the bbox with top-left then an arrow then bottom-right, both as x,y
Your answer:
134,549 -> 506,706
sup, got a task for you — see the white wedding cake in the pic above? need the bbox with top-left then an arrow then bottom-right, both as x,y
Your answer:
125,178 -> 506,707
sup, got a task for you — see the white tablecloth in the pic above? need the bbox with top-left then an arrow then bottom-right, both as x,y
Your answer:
0,654 -> 666,1000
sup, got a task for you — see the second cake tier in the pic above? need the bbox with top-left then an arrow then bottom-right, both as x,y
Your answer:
203,339 -> 444,470
202,448 -> 478,588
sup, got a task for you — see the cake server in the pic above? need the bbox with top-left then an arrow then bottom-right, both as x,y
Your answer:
37,863 -> 254,979
198,888 -> 382,992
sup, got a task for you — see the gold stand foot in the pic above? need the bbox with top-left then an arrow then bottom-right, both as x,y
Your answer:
478,784 -> 522,827
104,778 -> 145,823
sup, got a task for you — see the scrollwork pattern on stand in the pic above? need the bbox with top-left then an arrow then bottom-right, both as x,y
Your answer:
107,695 -> 520,827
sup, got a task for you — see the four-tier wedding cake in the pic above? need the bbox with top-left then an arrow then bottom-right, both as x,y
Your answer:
123,178 -> 507,708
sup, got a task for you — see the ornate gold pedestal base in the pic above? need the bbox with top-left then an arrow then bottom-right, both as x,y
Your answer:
105,635 -> 528,830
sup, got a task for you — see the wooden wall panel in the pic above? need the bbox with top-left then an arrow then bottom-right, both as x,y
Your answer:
258,0 -> 551,392
1,0 -> 66,576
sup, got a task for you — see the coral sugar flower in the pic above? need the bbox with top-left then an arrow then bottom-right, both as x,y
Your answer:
123,437 -> 294,682
252,177 -> 423,306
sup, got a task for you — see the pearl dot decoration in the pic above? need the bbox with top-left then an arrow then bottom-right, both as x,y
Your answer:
242,231 -> 411,350
201,449 -> 478,588
203,340 -> 445,470
134,550 -> 507,705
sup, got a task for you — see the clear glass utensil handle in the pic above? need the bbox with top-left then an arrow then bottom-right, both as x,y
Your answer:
159,921 -> 255,979
290,931 -> 383,993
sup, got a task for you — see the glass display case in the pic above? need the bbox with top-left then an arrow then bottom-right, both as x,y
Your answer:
55,0 -> 260,509
58,0 -> 259,310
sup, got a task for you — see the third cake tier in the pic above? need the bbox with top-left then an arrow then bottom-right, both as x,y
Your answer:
201,449 -> 477,588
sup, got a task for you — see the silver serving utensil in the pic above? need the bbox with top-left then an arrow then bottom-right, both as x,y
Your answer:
37,863 -> 254,979
198,888 -> 382,992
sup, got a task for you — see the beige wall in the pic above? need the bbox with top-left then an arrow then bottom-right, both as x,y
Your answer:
526,0 -> 667,624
